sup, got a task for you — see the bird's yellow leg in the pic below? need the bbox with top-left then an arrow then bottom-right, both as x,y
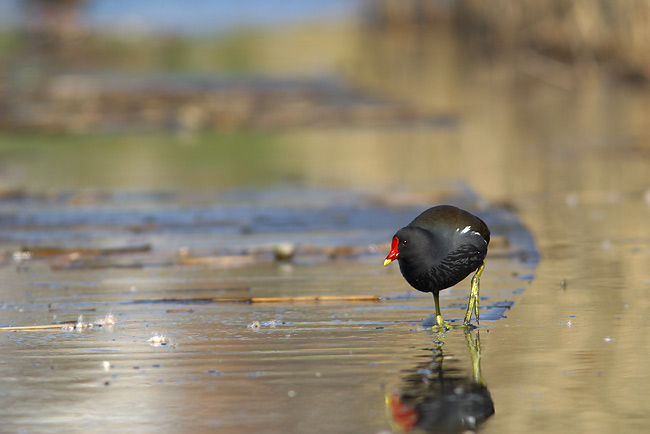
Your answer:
464,262 -> 485,325
432,291 -> 451,330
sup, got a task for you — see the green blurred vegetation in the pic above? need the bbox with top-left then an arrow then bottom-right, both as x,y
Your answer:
1,23 -> 355,75
0,31 -> 22,56
0,131 -> 296,191
87,30 -> 263,73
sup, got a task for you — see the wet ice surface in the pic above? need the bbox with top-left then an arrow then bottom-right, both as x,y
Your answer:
0,188 -> 537,433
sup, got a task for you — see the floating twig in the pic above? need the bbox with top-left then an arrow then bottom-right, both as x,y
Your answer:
245,295 -> 381,303
0,314 -> 115,332
23,244 -> 152,257
0,322 -> 76,331
135,295 -> 381,304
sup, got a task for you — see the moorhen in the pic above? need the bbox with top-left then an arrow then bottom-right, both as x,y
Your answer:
384,205 -> 490,328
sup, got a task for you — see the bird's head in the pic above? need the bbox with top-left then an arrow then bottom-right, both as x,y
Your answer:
384,227 -> 433,267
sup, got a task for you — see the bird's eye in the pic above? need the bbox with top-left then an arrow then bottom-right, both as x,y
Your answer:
402,240 -> 408,245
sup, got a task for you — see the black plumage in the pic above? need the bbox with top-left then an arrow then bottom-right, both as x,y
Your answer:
384,205 -> 490,327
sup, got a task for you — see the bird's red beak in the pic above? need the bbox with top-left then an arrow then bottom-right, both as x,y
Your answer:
384,236 -> 399,266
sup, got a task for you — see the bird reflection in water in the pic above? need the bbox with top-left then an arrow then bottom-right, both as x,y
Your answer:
387,330 -> 494,434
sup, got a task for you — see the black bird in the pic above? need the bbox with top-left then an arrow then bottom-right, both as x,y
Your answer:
384,205 -> 490,328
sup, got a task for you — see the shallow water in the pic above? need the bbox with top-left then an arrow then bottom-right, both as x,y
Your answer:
484,195 -> 650,434
1,132 -> 649,434
0,187 -> 536,433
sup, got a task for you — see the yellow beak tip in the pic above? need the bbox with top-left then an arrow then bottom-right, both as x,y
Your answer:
383,259 -> 393,267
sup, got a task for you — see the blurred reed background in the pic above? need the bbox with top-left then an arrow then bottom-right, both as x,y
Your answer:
0,0 -> 647,194
365,0 -> 650,82
2,0 -> 648,133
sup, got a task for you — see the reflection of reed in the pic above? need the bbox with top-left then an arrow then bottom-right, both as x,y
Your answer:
388,330 -> 494,433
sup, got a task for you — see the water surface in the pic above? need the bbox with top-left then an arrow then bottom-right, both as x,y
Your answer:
0,188 -> 536,433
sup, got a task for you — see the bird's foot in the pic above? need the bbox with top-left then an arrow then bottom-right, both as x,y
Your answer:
427,317 -> 475,332
434,315 -> 451,331
429,323 -> 476,336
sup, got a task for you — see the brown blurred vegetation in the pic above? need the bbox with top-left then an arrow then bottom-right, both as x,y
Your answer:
364,0 -> 650,82
3,0 -> 648,134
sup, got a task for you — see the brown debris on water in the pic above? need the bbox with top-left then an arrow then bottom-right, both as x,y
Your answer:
24,244 -> 151,258
2,75 -> 442,133
273,242 -> 296,262
33,237 -> 518,271
178,254 -> 266,268
177,242 -> 384,269
0,323 -> 76,331
51,260 -> 150,271
135,295 -> 381,305
0,314 -> 116,332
